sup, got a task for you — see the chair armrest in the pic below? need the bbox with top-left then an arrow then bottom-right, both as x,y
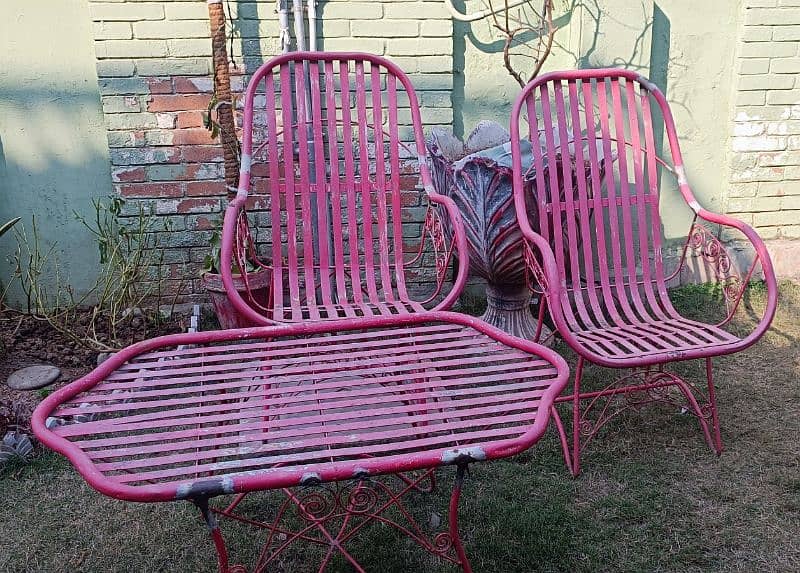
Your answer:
517,223 -> 586,349
419,190 -> 470,312
690,206 -> 778,340
220,194 -> 279,326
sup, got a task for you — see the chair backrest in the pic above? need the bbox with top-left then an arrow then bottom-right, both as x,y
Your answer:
510,69 -> 688,330
237,52 -> 434,321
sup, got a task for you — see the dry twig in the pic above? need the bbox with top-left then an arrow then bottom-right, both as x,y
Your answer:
487,0 -> 558,87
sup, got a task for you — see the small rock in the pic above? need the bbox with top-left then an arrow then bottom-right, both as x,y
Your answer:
5,364 -> 61,390
96,352 -> 111,366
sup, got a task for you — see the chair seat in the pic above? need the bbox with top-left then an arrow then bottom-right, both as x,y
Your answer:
38,316 -> 566,501
572,316 -> 741,362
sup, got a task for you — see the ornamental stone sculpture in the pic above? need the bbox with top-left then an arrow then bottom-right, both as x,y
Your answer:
427,120 -> 612,342
427,121 -> 549,341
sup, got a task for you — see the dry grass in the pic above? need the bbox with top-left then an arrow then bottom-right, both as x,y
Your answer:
1,282 -> 798,572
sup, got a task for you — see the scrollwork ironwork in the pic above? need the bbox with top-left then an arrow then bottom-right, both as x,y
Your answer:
687,224 -> 744,313
574,369 -> 714,449
213,471 -> 458,573
422,206 -> 453,286
523,239 -> 548,293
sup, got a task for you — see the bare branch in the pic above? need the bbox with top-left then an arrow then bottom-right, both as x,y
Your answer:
487,0 -> 559,88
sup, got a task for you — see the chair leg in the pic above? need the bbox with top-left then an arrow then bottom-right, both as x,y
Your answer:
194,497 -> 245,573
571,358 -> 585,477
705,357 -> 724,455
449,464 -> 473,573
550,405 -> 575,477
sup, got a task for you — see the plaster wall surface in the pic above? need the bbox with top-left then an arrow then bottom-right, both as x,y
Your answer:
0,0 -> 110,304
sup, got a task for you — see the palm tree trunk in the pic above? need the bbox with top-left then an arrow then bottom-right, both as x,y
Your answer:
207,0 -> 239,197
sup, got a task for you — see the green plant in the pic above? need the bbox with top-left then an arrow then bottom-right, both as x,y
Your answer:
6,198 -> 184,350
1,217 -> 23,310
201,223 -> 257,276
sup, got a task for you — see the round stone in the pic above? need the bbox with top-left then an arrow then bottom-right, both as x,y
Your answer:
6,365 -> 61,390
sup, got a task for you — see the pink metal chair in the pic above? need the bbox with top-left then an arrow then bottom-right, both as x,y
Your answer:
221,53 -> 463,325
510,68 -> 778,477
32,53 -> 571,573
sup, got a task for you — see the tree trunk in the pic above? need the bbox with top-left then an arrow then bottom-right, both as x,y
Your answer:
207,0 -> 239,198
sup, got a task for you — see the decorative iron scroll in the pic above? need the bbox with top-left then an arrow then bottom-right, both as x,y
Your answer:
573,368 -> 714,451
214,471 -> 457,572
422,205 -> 454,286
523,239 -> 548,294
686,224 -> 744,313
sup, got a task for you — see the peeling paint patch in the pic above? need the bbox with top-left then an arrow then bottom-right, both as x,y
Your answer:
174,478 -> 229,500
299,472 -> 322,486
352,467 -> 371,479
441,446 -> 486,464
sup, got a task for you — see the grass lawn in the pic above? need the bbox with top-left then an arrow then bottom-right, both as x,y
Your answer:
1,282 -> 798,572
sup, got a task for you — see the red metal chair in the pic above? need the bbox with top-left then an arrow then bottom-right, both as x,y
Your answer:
509,68 -> 778,477
32,53 -> 571,573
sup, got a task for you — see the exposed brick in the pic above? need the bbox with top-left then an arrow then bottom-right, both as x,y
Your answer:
146,78 -> 174,94
176,198 -> 222,214
186,181 -> 227,197
119,182 -> 183,199
176,111 -> 206,129
173,128 -> 216,145
181,146 -> 223,163
147,94 -> 211,112
174,77 -> 213,94
186,163 -> 224,180
111,167 -> 146,183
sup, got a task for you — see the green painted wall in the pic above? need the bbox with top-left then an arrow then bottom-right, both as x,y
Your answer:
452,0 -> 740,238
0,0 -> 110,305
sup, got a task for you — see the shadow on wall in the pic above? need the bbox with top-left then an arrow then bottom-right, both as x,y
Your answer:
0,86 -> 111,306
